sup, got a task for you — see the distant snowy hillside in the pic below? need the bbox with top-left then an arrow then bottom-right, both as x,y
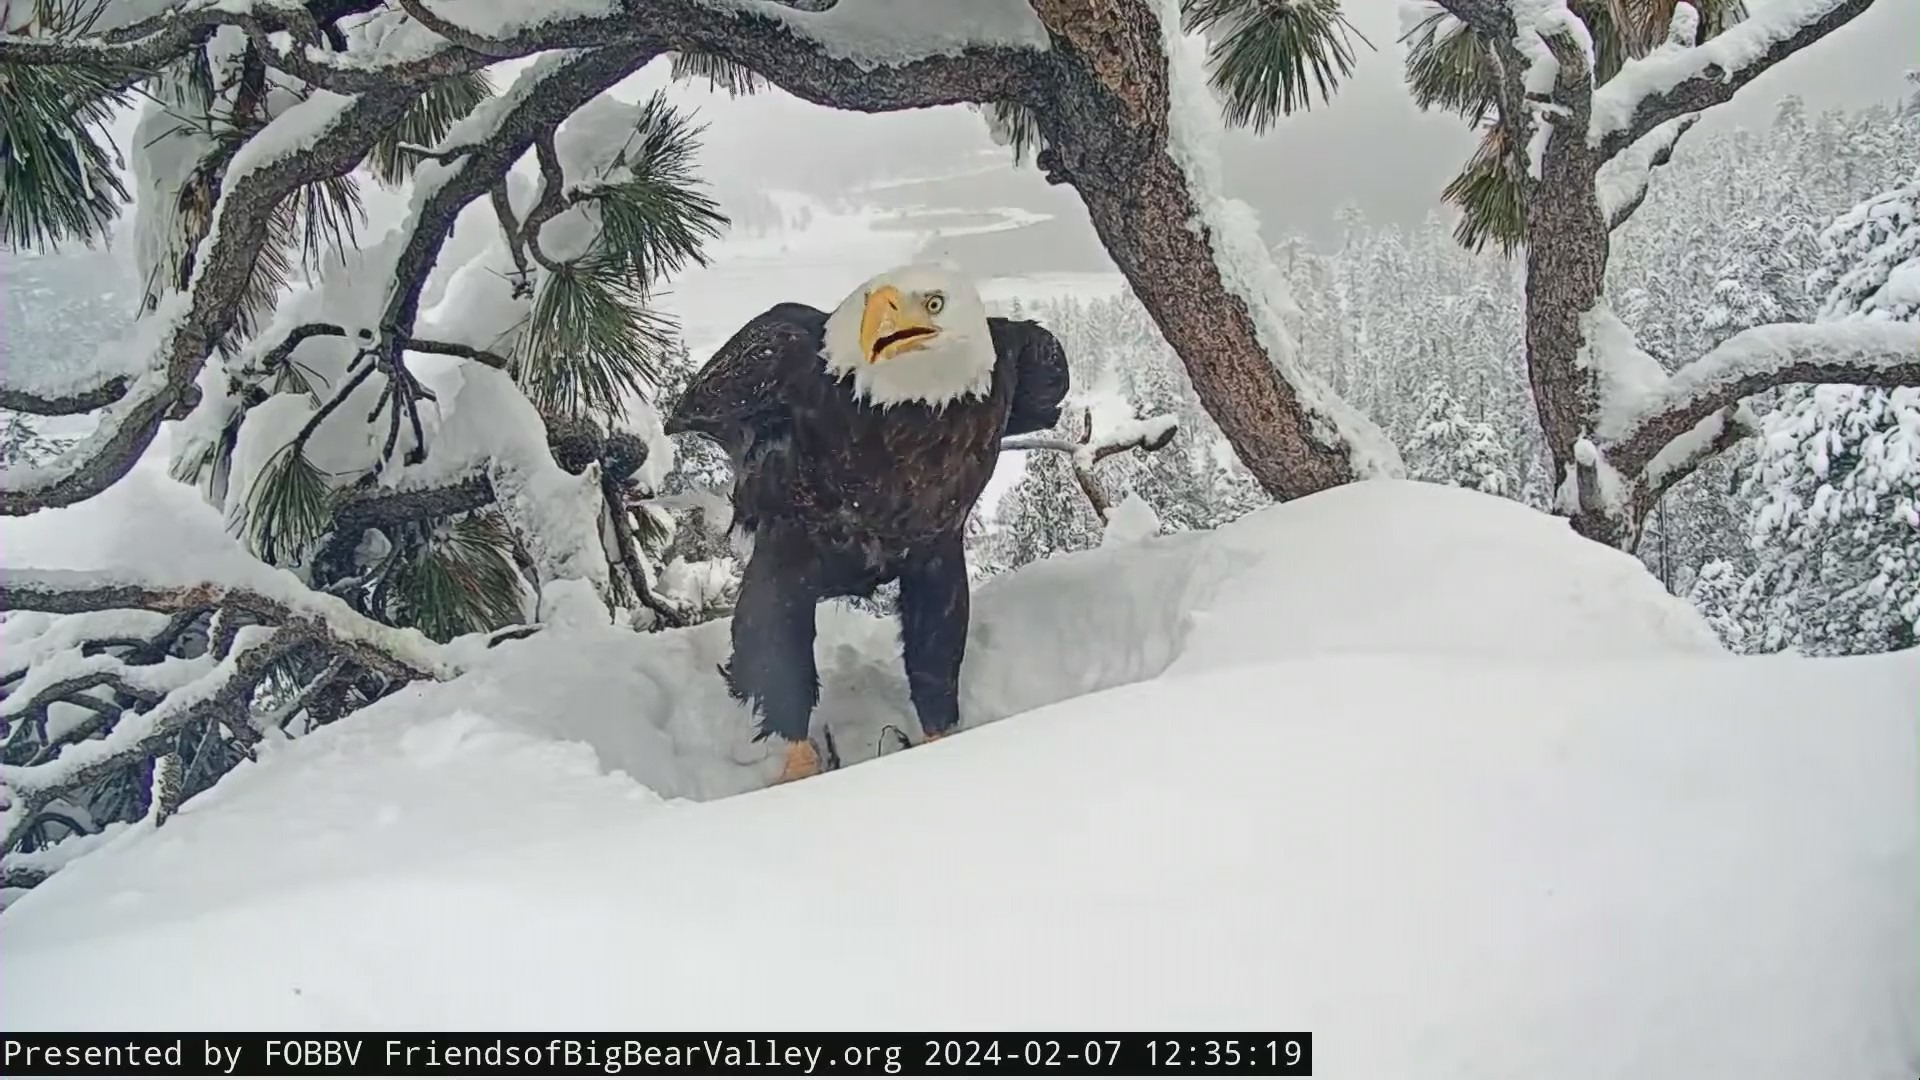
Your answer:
3,480 -> 1913,1078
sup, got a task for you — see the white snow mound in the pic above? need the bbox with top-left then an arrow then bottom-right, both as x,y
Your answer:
2,481 -> 1914,1079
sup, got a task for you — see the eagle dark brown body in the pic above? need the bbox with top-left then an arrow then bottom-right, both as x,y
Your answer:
665,300 -> 1069,763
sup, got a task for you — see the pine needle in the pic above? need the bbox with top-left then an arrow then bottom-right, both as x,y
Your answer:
980,100 -> 1044,165
238,441 -> 332,565
520,251 -> 678,419
585,92 -> 728,285
0,59 -> 134,249
370,70 -> 494,187
668,51 -> 767,97
1400,6 -> 1495,123
1183,0 -> 1373,131
389,513 -> 529,642
1442,126 -> 1526,255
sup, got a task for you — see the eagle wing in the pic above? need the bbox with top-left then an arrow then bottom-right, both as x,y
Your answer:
989,316 -> 1071,437
664,302 -> 829,460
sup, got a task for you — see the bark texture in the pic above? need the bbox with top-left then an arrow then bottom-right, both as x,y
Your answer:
1028,0 -> 1371,497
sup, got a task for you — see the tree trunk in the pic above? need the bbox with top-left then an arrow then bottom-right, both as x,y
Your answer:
1029,0 -> 1370,500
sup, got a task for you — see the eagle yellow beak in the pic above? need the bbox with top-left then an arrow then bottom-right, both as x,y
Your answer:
858,284 -> 939,363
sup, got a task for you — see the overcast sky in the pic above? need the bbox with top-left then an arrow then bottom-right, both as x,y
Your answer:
86,0 -> 1920,266
629,0 -> 1918,254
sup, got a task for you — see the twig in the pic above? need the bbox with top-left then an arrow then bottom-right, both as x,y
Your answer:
407,338 -> 515,373
602,474 -> 687,629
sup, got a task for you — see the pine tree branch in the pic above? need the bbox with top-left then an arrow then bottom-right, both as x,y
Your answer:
519,127 -> 573,274
333,476 -> 497,537
0,85 -> 417,516
392,0 -> 521,58
249,321 -> 349,380
601,472 -> 687,629
1000,411 -> 1179,523
405,338 -> 514,371
1633,403 -> 1757,518
1427,0 -> 1510,40
260,654 -> 347,733
0,5 -> 278,70
1602,113 -> 1697,231
2,664 -> 177,733
0,379 -> 132,416
372,47 -> 658,380
1608,321 -> 1920,478
1591,0 -> 1879,164
0,626 -> 294,854
0,573 -> 453,683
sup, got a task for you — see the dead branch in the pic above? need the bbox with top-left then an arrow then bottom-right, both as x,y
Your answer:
0,627 -> 295,853
1002,410 -> 1180,522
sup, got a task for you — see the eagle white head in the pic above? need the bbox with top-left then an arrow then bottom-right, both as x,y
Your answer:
821,262 -> 995,408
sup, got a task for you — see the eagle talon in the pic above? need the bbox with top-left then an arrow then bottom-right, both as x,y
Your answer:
774,739 -> 821,784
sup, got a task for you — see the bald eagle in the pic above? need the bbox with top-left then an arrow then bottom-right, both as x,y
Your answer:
665,263 -> 1070,783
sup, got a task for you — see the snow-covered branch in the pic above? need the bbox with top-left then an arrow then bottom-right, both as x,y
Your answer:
1002,410 -> 1179,521
1599,113 -> 1698,231
1589,0 -> 1879,163
1610,320 -> 1920,476
0,570 -> 456,682
373,46 -> 657,368
1638,403 -> 1759,510
0,1 -> 318,71
0,625 -> 293,854
0,85 -> 417,516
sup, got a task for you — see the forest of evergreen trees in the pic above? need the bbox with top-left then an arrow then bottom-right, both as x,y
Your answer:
972,86 -> 1920,657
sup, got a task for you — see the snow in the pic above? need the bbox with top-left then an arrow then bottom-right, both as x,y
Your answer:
1155,0 -> 1405,481
1505,1 -> 1596,178
2,481 -> 1912,1076
1510,0 -> 1594,96
0,650 -> 209,723
220,88 -> 357,197
1579,304 -> 1673,439
704,0 -> 1051,70
0,366 -> 171,498
1078,412 -> 1177,468
421,0 -> 621,37
1886,259 -> 1920,307
1589,0 -> 1862,148
0,822 -> 127,882
0,282 -> 182,406
0,625 -> 282,845
613,396 -> 675,494
406,366 -> 613,617
1814,170 -> 1920,322
1595,115 -> 1695,224
0,456 -> 457,682
1100,491 -> 1161,545
1645,402 -> 1758,490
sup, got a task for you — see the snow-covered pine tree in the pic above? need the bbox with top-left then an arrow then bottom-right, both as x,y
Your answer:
1735,166 -> 1920,655
1404,389 -> 1511,495
1406,1 -> 1920,548
0,412 -> 66,467
1605,93 -> 1920,592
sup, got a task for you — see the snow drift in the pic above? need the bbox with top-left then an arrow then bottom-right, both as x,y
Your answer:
1,481 -> 1914,1080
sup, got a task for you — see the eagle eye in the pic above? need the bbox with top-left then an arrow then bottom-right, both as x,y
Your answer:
925,292 -> 946,315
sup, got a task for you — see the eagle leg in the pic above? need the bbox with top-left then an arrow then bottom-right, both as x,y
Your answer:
725,529 -> 822,783
898,531 -> 969,743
